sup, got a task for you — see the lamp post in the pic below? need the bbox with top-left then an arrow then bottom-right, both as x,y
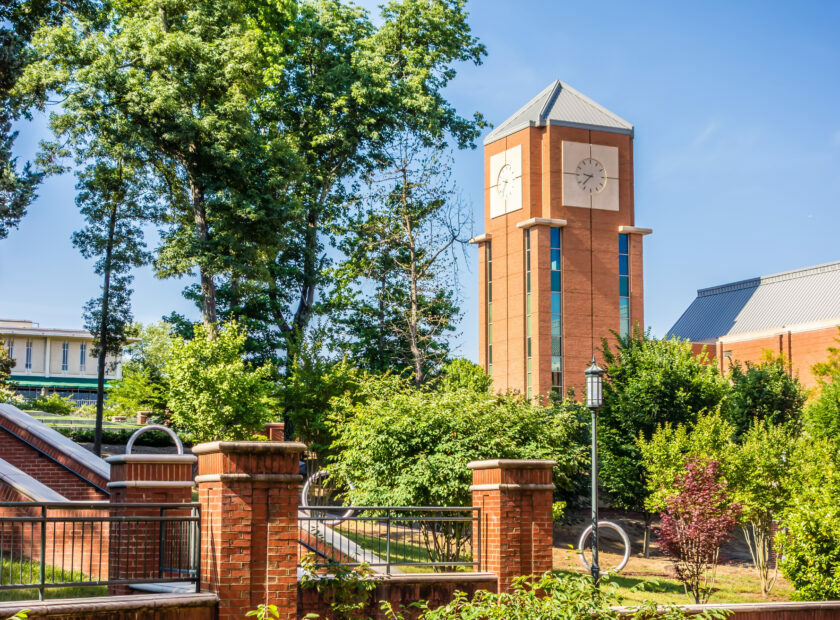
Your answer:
585,358 -> 605,585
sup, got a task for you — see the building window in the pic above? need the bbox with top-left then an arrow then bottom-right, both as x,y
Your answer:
61,342 -> 69,372
619,233 -> 630,338
486,241 -> 492,375
550,227 -> 562,393
25,340 -> 32,371
525,230 -> 532,398
80,343 -> 87,372
6,338 -> 13,361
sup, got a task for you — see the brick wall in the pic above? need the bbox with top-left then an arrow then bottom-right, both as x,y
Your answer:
0,422 -> 107,501
297,573 -> 498,620
0,593 -> 218,619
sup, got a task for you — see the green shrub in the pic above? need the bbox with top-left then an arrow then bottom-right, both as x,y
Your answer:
53,426 -> 187,448
380,571 -> 730,619
25,393 -> 76,415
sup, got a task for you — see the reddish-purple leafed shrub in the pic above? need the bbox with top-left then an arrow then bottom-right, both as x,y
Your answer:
658,458 -> 741,604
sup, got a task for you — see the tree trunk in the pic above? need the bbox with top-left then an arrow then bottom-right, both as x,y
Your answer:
643,512 -> 653,558
190,180 -> 216,329
402,166 -> 423,387
94,202 -> 118,457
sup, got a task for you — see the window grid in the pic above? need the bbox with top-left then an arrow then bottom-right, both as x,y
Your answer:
486,242 -> 493,375
61,342 -> 69,372
619,234 -> 630,338
550,228 -> 563,394
80,343 -> 87,372
24,340 -> 32,371
525,230 -> 532,398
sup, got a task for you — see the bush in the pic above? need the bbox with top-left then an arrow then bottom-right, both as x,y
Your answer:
380,571 -> 730,619
166,321 -> 279,442
54,426 -> 187,447
25,393 -> 76,415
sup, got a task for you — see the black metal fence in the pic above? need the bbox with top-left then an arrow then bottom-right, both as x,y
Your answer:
298,506 -> 480,573
0,501 -> 200,599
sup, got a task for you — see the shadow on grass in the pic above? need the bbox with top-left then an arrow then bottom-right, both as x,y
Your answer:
554,569 -> 686,596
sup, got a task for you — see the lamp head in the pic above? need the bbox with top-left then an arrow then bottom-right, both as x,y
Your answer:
585,357 -> 605,409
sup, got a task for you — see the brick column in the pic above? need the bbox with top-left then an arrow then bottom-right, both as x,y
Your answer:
106,453 -> 197,594
468,459 -> 555,593
194,441 -> 305,620
264,422 -> 285,441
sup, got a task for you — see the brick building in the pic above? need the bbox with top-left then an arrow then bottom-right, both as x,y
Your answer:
472,80 -> 651,398
667,261 -> 840,389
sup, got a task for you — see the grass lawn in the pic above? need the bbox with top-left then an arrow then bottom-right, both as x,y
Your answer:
553,546 -> 795,606
0,555 -> 107,601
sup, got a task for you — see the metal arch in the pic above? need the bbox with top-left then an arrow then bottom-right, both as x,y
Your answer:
125,425 -> 184,455
300,470 -> 357,526
577,521 -> 631,575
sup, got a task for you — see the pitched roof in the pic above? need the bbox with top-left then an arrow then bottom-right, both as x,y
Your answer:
667,261 -> 840,342
483,80 -> 634,145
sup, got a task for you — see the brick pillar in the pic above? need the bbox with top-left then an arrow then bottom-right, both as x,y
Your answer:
194,440 -> 305,620
468,459 -> 555,593
264,422 -> 285,441
106,453 -> 197,594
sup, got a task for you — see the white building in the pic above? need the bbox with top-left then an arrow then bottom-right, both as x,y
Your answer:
0,319 -> 124,405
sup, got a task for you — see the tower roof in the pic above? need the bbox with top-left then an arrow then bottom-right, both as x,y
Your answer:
483,80 -> 634,145
667,261 -> 840,342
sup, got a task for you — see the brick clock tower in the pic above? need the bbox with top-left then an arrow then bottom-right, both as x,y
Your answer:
472,80 -> 651,398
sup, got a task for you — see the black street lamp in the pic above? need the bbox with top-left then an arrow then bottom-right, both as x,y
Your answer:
585,358 -> 605,585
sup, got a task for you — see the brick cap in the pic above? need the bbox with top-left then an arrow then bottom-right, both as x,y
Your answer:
0,592 -> 219,616
516,218 -> 567,230
106,454 -> 197,465
195,473 -> 302,484
467,459 -> 557,470
192,440 -> 307,455
470,483 -> 555,491
108,480 -> 195,489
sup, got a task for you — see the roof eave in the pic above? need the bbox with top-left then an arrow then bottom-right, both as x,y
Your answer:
483,118 -> 634,146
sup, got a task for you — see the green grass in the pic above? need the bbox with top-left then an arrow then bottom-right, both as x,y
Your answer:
0,555 -> 107,601
334,527 -> 474,573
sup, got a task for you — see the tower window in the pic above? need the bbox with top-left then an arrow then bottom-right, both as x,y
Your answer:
619,234 -> 630,338
61,342 -> 69,372
25,340 -> 32,371
80,343 -> 87,372
486,242 -> 493,375
550,227 -> 562,393
525,230 -> 532,398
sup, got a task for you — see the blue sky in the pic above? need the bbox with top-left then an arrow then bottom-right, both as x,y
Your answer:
2,0 -> 840,363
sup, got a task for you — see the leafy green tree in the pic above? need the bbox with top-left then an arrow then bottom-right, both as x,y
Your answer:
165,322 -> 278,442
638,409 -> 736,514
107,366 -> 164,418
730,422 -> 795,595
335,136 -> 468,385
110,322 -> 175,419
0,339 -> 13,385
777,438 -> 840,600
804,329 -> 840,442
73,157 -> 152,455
727,354 -> 807,439
0,0 -> 99,239
217,0 -> 485,370
598,328 -> 730,556
436,359 -> 492,394
328,374 -> 588,509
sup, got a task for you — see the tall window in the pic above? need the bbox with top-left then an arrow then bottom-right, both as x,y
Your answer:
6,339 -> 12,361
524,230 -> 532,398
79,343 -> 87,372
61,342 -> 69,372
24,340 -> 32,371
619,234 -> 630,338
486,242 -> 493,375
550,228 -> 562,393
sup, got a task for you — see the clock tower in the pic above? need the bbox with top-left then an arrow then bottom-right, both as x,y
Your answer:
472,80 -> 651,398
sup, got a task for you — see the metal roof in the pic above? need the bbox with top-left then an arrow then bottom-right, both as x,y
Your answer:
483,80 -> 634,145
667,261 -> 840,342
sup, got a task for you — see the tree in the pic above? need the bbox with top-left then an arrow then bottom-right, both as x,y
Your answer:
165,322 -> 279,442
335,136 -> 469,385
0,339 -> 13,385
213,0 -> 486,371
18,0 -> 294,328
108,322 -> 175,419
436,359 -> 492,395
777,438 -> 840,600
598,328 -> 730,555
804,329 -> 840,443
658,459 -> 741,604
729,422 -> 795,595
73,158 -> 152,456
0,0 -> 99,239
727,354 -> 807,439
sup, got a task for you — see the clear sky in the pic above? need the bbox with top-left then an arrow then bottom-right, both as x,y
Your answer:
2,0 -> 839,364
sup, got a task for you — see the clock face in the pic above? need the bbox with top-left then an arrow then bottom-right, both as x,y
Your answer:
496,163 -> 515,199
575,158 -> 607,194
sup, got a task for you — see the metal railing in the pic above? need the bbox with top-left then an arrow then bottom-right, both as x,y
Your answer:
298,506 -> 480,574
0,502 -> 200,599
